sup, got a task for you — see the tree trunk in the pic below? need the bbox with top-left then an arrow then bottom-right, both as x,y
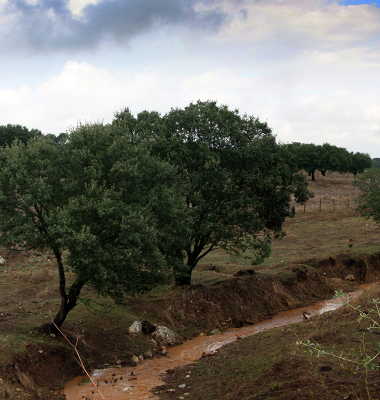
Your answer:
311,170 -> 315,181
174,242 -> 213,286
41,248 -> 85,335
321,170 -> 326,176
42,277 -> 85,335
175,271 -> 192,286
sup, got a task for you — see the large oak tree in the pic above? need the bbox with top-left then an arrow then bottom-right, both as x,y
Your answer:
118,101 -> 311,285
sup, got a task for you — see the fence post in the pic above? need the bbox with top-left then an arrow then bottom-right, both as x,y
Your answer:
319,198 -> 321,212
333,199 -> 335,212
348,198 -> 349,208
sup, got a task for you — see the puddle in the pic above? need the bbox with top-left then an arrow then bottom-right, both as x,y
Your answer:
64,284 -> 372,399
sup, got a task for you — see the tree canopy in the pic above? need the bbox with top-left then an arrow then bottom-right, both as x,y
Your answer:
113,101 -> 311,285
0,123 -> 187,332
354,168 -> 380,223
0,124 -> 41,147
288,142 -> 372,180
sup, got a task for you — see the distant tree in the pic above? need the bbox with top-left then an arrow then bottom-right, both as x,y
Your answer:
0,124 -> 41,147
45,132 -> 69,145
289,143 -> 320,181
129,100 -> 312,285
349,152 -> 373,176
289,142 -> 370,179
318,144 -> 350,176
354,168 -> 380,223
373,158 -> 380,170
0,124 -> 187,333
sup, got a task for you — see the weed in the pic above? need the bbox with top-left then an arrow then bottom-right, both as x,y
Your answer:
297,289 -> 380,399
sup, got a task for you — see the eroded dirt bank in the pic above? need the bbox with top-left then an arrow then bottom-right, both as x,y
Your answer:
2,253 -> 380,400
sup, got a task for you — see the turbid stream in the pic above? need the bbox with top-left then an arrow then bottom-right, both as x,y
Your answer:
64,285 -> 372,400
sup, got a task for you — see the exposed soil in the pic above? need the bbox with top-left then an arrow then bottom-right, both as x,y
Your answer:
1,171 -> 380,399
156,282 -> 380,400
1,251 -> 380,399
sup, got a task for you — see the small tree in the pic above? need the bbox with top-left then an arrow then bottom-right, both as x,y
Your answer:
354,168 -> 380,223
318,143 -> 350,176
289,143 -> 320,181
349,152 -> 373,176
0,124 -> 187,333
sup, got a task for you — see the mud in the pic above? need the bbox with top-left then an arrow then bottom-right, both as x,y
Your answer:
2,253 -> 380,400
64,284 -> 372,399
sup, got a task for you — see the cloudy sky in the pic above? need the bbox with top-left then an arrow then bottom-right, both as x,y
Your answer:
0,0 -> 379,157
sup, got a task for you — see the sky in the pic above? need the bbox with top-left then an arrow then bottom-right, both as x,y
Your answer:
0,0 -> 379,157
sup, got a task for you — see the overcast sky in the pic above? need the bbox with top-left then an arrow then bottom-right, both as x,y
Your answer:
0,0 -> 379,157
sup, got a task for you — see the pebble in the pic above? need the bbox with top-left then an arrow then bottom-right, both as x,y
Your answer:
178,384 -> 186,389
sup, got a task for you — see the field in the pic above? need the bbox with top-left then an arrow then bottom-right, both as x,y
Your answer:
1,171 -> 380,399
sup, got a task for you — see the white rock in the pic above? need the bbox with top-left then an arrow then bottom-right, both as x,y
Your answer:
152,325 -> 175,345
131,355 -> 140,364
128,321 -> 142,334
210,329 -> 221,335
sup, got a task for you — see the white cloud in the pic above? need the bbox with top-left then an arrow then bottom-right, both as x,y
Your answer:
213,0 -> 380,48
68,0 -> 103,16
0,1 -> 379,158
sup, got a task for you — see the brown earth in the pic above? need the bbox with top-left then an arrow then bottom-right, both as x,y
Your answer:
156,280 -> 380,400
1,171 -> 380,399
1,250 -> 380,399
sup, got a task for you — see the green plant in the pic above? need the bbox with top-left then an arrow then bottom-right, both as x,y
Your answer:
297,290 -> 380,399
348,243 -> 353,255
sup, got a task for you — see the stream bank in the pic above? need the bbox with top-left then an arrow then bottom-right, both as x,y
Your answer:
2,253 -> 380,400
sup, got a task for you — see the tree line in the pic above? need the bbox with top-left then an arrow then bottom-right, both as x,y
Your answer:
286,142 -> 373,181
0,103 -> 374,332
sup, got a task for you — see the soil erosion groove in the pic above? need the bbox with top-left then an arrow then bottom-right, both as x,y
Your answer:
64,283 -> 373,400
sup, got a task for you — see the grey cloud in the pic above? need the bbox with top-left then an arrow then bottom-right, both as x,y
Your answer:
1,0 -> 228,53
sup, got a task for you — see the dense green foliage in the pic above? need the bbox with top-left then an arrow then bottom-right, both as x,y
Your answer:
0,124 -> 41,147
115,101 -> 312,285
373,158 -> 380,170
288,142 -> 372,180
0,101 -> 315,330
354,169 -> 380,223
0,124 -> 187,331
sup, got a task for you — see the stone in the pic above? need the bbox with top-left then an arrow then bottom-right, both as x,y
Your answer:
178,384 -> 186,389
209,329 -> 221,335
345,274 -> 355,281
128,321 -> 142,334
121,360 -> 137,367
131,355 -> 140,364
144,350 -> 153,358
152,325 -> 175,345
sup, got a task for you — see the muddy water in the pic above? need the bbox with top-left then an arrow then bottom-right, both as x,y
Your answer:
64,285 -> 371,400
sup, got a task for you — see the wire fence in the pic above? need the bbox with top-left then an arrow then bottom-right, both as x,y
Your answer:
291,197 -> 354,214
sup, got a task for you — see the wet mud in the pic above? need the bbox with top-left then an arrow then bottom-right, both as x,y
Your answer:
64,284 -> 372,400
